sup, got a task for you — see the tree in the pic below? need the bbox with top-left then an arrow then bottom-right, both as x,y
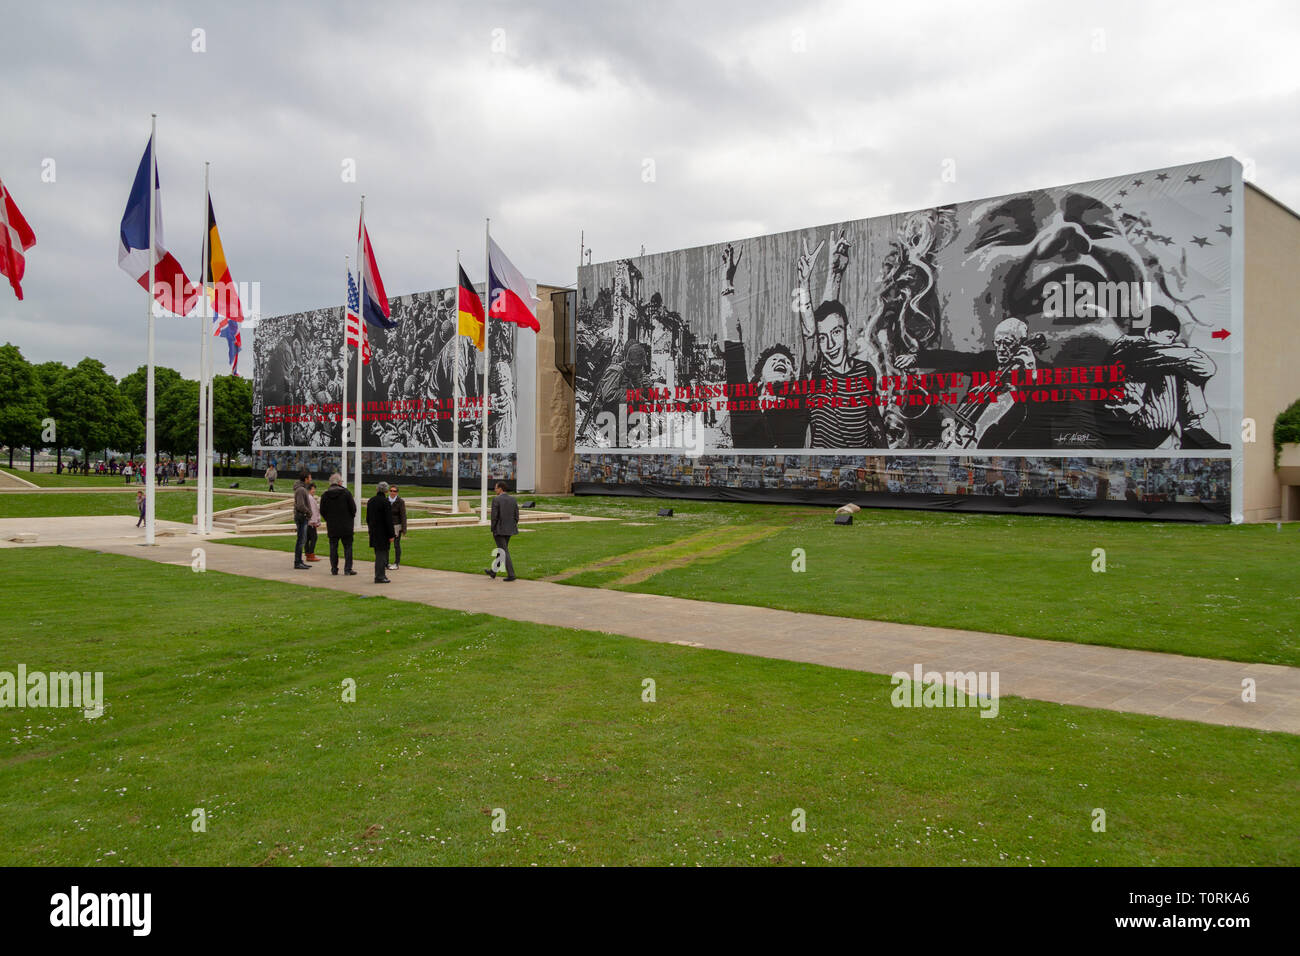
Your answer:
0,344 -> 46,469
158,378 -> 200,458
49,358 -> 126,463
212,374 -> 252,473
118,364 -> 183,432
35,361 -> 69,467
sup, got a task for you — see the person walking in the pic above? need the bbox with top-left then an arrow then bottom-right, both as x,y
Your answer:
292,470 -> 313,570
122,461 -> 133,485
484,480 -> 519,581
304,479 -> 322,562
265,462 -> 278,492
366,481 -> 396,584
319,472 -> 357,576
135,490 -> 146,528
387,483 -> 408,571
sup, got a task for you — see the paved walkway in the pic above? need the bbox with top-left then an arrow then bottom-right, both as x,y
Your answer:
4,516 -> 1298,735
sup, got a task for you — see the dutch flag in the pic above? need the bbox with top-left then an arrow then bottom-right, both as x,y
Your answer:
356,213 -> 393,329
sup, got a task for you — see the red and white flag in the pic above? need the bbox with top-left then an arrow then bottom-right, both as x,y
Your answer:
346,266 -> 371,364
487,236 -> 540,332
0,175 -> 36,301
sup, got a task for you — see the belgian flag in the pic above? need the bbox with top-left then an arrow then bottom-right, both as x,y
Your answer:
457,264 -> 485,351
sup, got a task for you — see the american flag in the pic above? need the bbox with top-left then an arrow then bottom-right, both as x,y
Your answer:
346,268 -> 371,365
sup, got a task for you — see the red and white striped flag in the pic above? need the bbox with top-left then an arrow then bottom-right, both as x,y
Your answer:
0,175 -> 36,301
346,267 -> 371,364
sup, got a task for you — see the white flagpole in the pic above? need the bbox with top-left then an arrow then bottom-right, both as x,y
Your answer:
195,165 -> 208,535
452,249 -> 460,514
197,162 -> 210,535
145,114 -> 157,546
205,324 -> 214,530
480,219 -> 490,524
353,195 -> 365,530
340,254 -> 349,487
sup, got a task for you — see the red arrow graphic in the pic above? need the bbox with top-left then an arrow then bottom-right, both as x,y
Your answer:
1211,329 -> 1231,340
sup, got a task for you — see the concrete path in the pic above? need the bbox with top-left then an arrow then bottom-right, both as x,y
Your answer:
5,515 -> 1289,735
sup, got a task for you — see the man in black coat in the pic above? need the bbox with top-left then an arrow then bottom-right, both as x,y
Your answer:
366,481 -> 396,584
484,480 -> 519,581
319,472 -> 358,576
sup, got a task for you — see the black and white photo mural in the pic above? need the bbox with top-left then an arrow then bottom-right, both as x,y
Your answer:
574,159 -> 1243,520
252,287 -> 520,483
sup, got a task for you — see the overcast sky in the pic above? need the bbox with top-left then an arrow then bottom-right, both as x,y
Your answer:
1,0 -> 1296,380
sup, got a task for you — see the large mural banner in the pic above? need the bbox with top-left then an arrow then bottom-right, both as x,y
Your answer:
252,287 -> 518,460
574,158 -> 1243,520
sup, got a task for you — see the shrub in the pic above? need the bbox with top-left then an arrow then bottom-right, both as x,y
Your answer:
1275,399 -> 1300,466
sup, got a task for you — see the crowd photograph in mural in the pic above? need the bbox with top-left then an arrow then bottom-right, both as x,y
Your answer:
253,287 -> 518,476
574,159 -> 1238,519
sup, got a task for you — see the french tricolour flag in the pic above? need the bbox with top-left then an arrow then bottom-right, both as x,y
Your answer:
487,236 -> 540,332
356,215 -> 394,329
117,134 -> 200,316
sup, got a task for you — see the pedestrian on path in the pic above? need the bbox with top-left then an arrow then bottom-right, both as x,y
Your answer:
387,484 -> 407,570
484,480 -> 518,581
122,462 -> 133,485
135,490 -> 145,527
292,470 -> 313,570
319,472 -> 357,576
366,481 -> 396,584
266,462 -> 278,492
305,479 -> 322,562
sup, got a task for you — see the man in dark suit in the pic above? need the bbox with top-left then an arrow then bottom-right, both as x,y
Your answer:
387,484 -> 408,570
366,481 -> 396,584
484,480 -> 519,581
319,472 -> 358,576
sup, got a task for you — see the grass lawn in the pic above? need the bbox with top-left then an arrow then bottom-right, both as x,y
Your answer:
225,495 -> 1300,667
1,466 -> 131,487
0,548 -> 1295,867
0,492 -> 254,524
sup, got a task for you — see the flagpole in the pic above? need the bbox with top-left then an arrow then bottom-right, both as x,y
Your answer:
205,321 -> 214,530
340,254 -> 349,488
452,249 -> 460,514
480,219 -> 491,524
145,114 -> 157,546
196,162 -> 210,535
353,195 -> 365,530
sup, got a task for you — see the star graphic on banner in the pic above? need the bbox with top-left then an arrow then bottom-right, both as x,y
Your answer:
1213,185 -> 1231,196
1132,178 -> 1144,187
1186,174 -> 1203,184
1225,205 -> 1232,214
1191,236 -> 1211,247
1115,202 -> 1123,209
1155,172 -> 1170,181
1118,189 -> 1128,197
1217,224 -> 1232,235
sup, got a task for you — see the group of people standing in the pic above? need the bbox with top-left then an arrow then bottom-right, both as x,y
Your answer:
283,469 -> 520,584
117,459 -> 187,484
288,471 -> 411,583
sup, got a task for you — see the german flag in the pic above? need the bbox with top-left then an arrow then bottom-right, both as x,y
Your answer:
205,195 -> 243,325
457,264 -> 485,351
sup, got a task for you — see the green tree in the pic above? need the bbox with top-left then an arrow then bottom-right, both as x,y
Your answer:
119,364 -> 183,431
35,361 -> 69,466
158,378 -> 201,458
212,374 -> 252,473
49,358 -> 126,463
0,344 -> 46,469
